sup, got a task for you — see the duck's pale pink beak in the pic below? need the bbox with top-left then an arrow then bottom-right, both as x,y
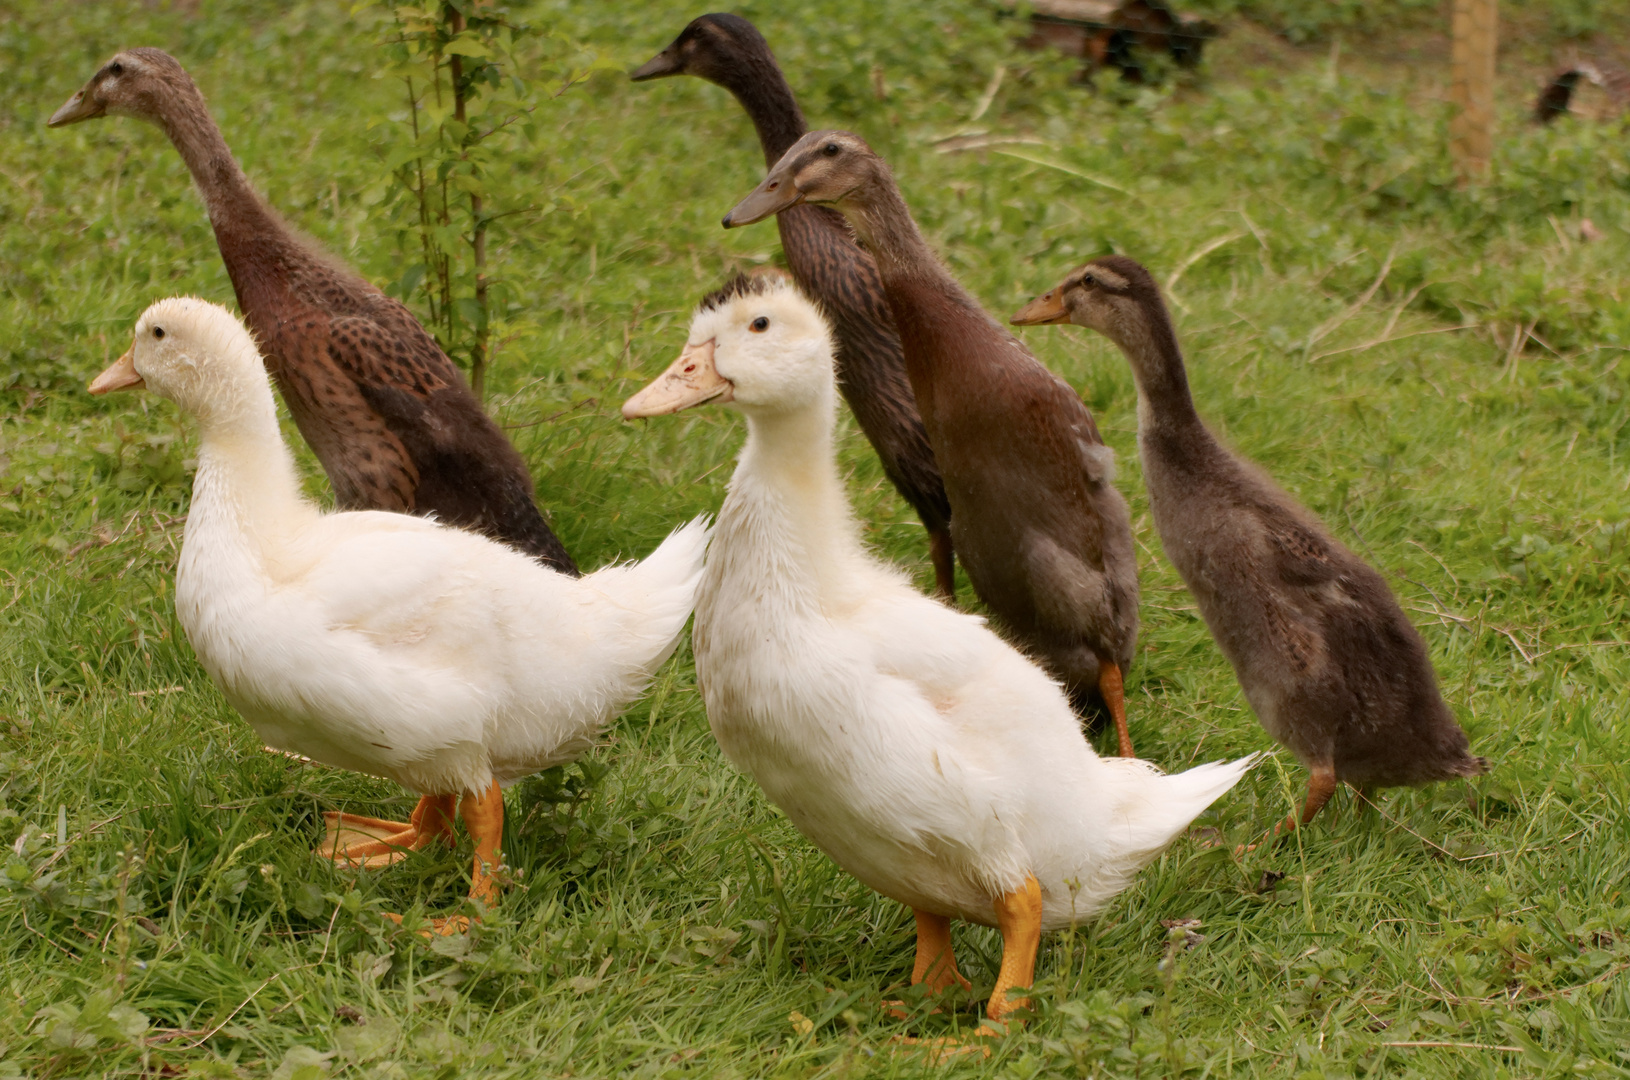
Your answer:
88,349 -> 144,394
622,339 -> 733,418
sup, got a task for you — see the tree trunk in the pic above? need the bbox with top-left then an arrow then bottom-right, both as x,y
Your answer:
1450,0 -> 1498,182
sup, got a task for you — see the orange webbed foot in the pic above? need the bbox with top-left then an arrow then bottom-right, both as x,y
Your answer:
383,910 -> 474,938
888,1035 -> 993,1064
319,795 -> 458,867
376,781 -> 505,937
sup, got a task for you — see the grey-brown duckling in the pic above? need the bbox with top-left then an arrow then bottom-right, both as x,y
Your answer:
1013,256 -> 1489,834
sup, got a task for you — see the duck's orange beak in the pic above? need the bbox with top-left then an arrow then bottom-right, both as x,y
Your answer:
622,339 -> 733,418
1011,287 -> 1070,326
88,349 -> 144,394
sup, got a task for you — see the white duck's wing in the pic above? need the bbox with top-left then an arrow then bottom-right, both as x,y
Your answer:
773,584 -> 1084,904
191,515 -> 495,791
262,515 -> 519,784
842,575 -> 983,688
288,512 -> 522,657
841,581 -> 1046,794
296,513 -> 704,679
843,576 -> 1058,729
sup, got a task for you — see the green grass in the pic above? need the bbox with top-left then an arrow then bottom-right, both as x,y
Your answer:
3,1 -> 1630,1076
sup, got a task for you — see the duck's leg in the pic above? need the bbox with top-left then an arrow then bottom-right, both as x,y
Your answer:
1097,660 -> 1134,758
911,909 -> 972,993
886,910 -> 991,1062
985,876 -> 1043,1026
390,781 -> 505,937
928,528 -> 956,602
460,780 -> 505,908
884,908 -> 973,1021
320,794 -> 457,868
1237,765 -> 1340,855
1279,765 -> 1338,835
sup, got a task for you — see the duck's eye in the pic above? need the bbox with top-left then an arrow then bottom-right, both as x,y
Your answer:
109,61 -> 124,76
750,316 -> 770,333
1080,275 -> 1097,288
152,326 -> 164,339
823,142 -> 840,157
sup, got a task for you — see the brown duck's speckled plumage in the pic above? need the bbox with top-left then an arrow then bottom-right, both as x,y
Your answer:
633,16 -> 953,595
52,48 -> 576,573
1042,254 -> 1488,798
726,131 -> 1139,721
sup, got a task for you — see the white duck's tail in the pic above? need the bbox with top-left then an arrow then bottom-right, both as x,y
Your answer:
579,515 -> 712,681
1097,753 -> 1260,859
1049,753 -> 1257,925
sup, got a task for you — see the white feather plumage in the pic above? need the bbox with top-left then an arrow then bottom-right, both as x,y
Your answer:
681,280 -> 1254,931
134,297 -> 708,798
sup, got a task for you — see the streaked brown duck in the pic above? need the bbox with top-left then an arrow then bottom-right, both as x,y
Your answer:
50,48 -> 576,572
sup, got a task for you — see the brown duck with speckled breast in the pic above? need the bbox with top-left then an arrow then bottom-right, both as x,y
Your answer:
50,48 -> 577,574
725,131 -> 1140,757
631,15 -> 954,598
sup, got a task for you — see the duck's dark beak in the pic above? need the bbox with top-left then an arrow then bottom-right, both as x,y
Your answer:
722,169 -> 804,229
630,47 -> 683,81
1011,288 -> 1070,326
89,349 -> 144,394
49,83 -> 104,127
622,339 -> 733,418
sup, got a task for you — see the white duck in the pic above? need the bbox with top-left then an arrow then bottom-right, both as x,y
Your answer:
623,273 -> 1255,1027
91,297 -> 708,932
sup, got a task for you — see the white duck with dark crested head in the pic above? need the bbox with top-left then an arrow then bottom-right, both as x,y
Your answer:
722,129 -> 1142,758
624,272 -> 1254,1028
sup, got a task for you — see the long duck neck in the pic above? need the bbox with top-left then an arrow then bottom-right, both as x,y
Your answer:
835,179 -> 996,414
732,396 -> 859,595
707,49 -> 808,165
1107,308 -> 1214,457
190,384 -> 313,545
840,180 -> 944,286
153,86 -> 293,271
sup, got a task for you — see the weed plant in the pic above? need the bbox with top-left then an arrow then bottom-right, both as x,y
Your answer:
2,1 -> 1629,1076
